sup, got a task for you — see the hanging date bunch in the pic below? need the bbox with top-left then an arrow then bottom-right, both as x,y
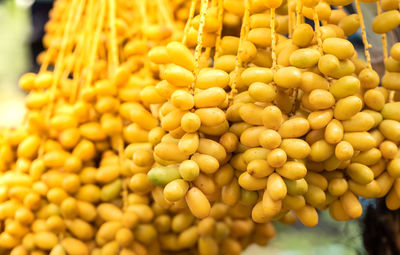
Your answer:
0,0 -> 274,254
146,0 -> 400,229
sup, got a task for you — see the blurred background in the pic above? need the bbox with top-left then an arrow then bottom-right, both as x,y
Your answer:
0,0 -> 369,254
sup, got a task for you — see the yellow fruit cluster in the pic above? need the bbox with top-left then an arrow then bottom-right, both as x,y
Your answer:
1,0 -> 276,254
0,0 -> 399,254
146,0 -> 400,228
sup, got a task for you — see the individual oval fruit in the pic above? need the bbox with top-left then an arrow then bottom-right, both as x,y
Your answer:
384,57 -> 400,72
292,24 -> 314,47
241,126 -> 266,148
262,105 -> 283,130
280,139 -> 311,159
329,76 -> 360,99
267,173 -> 287,201
382,72 -> 400,90
248,28 -> 272,47
285,178 -> 308,195
259,129 -> 282,149
381,102 -> 400,121
250,13 -> 271,28
379,120 -> 400,142
302,1 -> 332,21
196,69 -> 230,89
164,179 -> 189,202
191,153 -> 219,174
359,68 -> 380,89
382,0 -> 399,10
276,161 -> 307,180
274,66 -> 302,89
318,54 -> 340,75
372,10 -> 400,34
333,96 -> 362,120
343,132 -> 376,151
322,38 -> 355,60
239,103 -> 264,126
300,72 -> 330,92
154,142 -> 189,162
194,87 -> 226,108
296,205 -> 318,227
328,178 -> 348,196
248,82 -> 276,102
220,36 -> 240,55
171,90 -> 194,110
148,46 -> 169,64
347,163 -> 374,184
340,191 -> 362,219
34,232 -> 58,250
391,43 -> 400,61
214,55 -> 236,72
62,237 -> 89,255
147,166 -> 181,186
247,159 -> 274,178
308,109 -> 333,130
164,64 -> 194,87
186,188 -> 210,219
289,48 -> 321,68
308,89 -> 335,110
338,14 -> 360,36
166,41 -> 195,71
278,117 -> 310,138
342,112 -> 375,132
195,108 -> 226,127
240,67 -> 274,87
238,172 -> 268,190
364,89 -> 385,111
310,140 -> 335,162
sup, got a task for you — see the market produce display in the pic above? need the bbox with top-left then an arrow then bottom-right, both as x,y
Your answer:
0,0 -> 399,254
